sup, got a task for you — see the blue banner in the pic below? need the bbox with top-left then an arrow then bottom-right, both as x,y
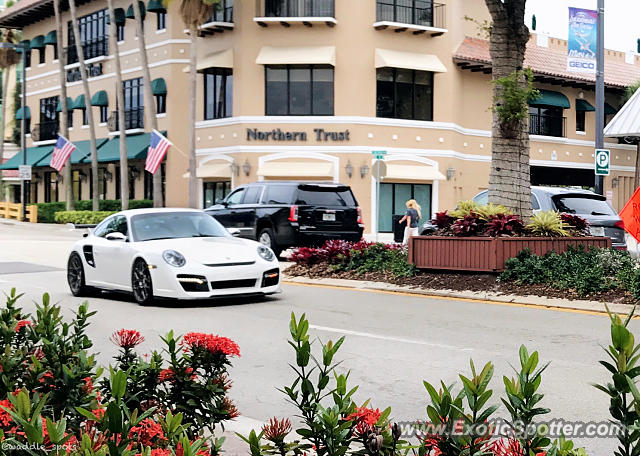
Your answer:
567,7 -> 597,74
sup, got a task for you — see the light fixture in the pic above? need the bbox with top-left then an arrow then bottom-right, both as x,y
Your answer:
578,90 -> 585,99
79,171 -> 87,182
56,173 -> 63,183
345,161 -> 353,178
612,177 -> 619,188
129,167 -> 140,180
104,170 -> 113,182
446,167 -> 455,180
230,162 -> 240,176
242,160 -> 251,176
34,174 -> 42,184
360,164 -> 369,178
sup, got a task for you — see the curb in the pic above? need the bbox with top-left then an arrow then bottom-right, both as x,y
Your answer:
281,274 -> 634,316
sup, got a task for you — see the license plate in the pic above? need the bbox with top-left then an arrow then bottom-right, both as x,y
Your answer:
322,213 -> 336,221
589,226 -> 605,236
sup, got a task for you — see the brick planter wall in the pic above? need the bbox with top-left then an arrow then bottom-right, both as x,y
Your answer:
408,236 -> 612,272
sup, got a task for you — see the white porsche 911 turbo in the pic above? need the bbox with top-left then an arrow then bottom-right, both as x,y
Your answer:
66,208 -> 281,305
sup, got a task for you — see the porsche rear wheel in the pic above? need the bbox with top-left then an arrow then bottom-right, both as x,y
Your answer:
132,259 -> 154,306
67,252 -> 90,297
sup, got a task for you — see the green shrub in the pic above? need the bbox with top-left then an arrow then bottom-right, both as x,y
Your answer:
525,211 -> 569,237
36,202 -> 67,223
54,210 -> 115,225
449,200 -> 479,219
344,244 -> 416,277
36,200 -> 152,223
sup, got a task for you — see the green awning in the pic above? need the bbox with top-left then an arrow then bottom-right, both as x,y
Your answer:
56,97 -> 73,112
44,31 -> 57,46
71,95 -> 85,110
19,40 -> 30,51
575,99 -> 595,112
147,0 -> 165,12
605,103 -> 617,115
15,106 -> 30,120
90,91 -> 108,107
40,138 -> 110,165
0,146 -> 54,169
87,133 -> 153,163
126,2 -> 146,19
151,78 -> 166,95
109,8 -> 126,25
530,89 -> 571,109
30,35 -> 45,49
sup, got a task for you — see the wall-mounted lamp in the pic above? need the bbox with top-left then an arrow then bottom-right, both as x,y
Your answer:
79,171 -> 88,183
34,174 -> 42,184
360,164 -> 369,178
446,167 -> 455,181
104,170 -> 113,182
56,173 -> 63,183
612,177 -> 619,188
345,161 -> 353,178
230,162 -> 240,176
129,167 -> 141,180
578,90 -> 585,99
242,160 -> 251,176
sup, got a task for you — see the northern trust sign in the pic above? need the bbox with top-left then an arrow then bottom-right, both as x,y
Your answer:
246,128 -> 350,142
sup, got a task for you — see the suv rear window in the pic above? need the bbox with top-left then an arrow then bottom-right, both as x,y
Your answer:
294,186 -> 356,206
553,196 -> 616,216
263,185 -> 294,204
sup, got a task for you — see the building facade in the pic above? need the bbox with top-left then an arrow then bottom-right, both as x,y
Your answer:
0,0 -> 638,233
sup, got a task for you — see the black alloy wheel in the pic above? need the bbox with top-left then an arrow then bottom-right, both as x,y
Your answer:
67,252 -> 90,297
132,259 -> 154,306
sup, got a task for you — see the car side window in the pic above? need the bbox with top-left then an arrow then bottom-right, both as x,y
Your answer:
263,185 -> 294,204
93,218 -> 111,237
95,215 -> 128,238
243,186 -> 264,204
226,189 -> 245,205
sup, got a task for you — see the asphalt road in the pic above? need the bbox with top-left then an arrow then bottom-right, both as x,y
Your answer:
0,220 -> 633,455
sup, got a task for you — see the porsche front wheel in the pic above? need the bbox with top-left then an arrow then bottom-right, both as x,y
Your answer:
132,259 -> 154,306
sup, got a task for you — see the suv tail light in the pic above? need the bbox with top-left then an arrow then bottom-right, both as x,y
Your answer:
356,206 -> 363,225
288,205 -> 298,222
615,220 -> 625,230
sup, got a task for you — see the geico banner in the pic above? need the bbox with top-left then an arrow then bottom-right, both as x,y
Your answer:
567,7 -> 597,74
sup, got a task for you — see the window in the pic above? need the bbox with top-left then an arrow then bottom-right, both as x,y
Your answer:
24,50 -> 31,68
157,11 -> 166,30
39,96 -> 59,141
295,188 -> 356,206
39,49 -> 45,65
209,0 -> 233,22
115,166 -> 137,200
376,68 -> 433,121
203,68 -> 232,120
203,181 -> 231,207
117,24 -> 125,42
94,215 -> 128,238
263,185 -> 294,204
529,106 -> 564,137
576,110 -> 586,132
243,186 -> 264,204
67,9 -> 109,63
53,45 -> 58,61
82,108 -> 88,125
378,183 -> 431,232
225,188 -> 245,205
44,171 -> 58,202
67,111 -> 73,129
156,94 -> 166,114
72,170 -> 81,200
29,179 -> 38,203
124,77 -> 144,129
265,65 -> 333,116
100,106 -> 108,123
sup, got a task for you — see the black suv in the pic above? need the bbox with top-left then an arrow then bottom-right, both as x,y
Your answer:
205,181 -> 364,255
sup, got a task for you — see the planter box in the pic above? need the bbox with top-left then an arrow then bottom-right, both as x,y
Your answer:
408,236 -> 612,272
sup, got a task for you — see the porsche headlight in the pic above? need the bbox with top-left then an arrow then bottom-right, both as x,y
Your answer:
162,250 -> 186,267
257,245 -> 276,262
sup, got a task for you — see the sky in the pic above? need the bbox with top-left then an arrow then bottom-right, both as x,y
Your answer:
525,0 -> 640,52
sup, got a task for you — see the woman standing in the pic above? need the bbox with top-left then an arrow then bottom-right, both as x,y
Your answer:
399,199 -> 421,244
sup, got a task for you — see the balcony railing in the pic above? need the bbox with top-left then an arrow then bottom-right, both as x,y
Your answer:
529,114 -> 566,138
66,37 -> 109,65
107,108 -> 144,132
207,0 -> 233,22
256,0 -> 335,18
31,120 -> 59,142
376,0 -> 446,29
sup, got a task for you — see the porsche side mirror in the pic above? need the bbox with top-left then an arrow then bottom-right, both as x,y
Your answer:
106,232 -> 127,242
228,228 -> 241,237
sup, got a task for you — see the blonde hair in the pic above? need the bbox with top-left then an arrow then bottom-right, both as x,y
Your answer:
406,199 -> 421,219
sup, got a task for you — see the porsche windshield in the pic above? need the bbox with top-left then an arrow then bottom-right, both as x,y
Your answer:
131,212 -> 229,241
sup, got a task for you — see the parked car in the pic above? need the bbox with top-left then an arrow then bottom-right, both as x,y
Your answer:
472,186 -> 626,249
66,209 -> 281,305
205,181 -> 365,255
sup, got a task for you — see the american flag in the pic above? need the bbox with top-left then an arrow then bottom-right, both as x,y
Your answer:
145,130 -> 171,175
50,135 -> 76,172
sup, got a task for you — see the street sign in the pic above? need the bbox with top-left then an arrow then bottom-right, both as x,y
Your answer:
372,150 -> 387,160
18,165 -> 31,180
595,149 -> 610,175
372,160 -> 387,179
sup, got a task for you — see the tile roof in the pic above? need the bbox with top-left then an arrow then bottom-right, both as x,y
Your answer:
453,36 -> 640,89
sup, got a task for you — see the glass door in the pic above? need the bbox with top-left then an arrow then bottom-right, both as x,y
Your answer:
377,182 -> 432,232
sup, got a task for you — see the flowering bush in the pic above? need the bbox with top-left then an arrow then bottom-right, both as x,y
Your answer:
560,213 -> 590,235
450,213 -> 484,236
485,214 -> 525,237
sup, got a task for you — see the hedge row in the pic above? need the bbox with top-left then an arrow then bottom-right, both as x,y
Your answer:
37,199 -> 152,223
53,210 -> 116,225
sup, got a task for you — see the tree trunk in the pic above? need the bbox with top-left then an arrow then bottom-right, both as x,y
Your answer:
53,0 -> 74,210
0,68 -> 8,201
635,142 -> 640,190
107,0 -> 129,210
485,0 -> 532,218
132,0 -> 162,207
69,0 -> 99,211
188,25 -> 198,209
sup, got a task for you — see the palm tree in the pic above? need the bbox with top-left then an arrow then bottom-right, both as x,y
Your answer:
107,0 -> 129,210
52,0 -> 73,210
0,29 -> 20,202
131,0 -> 162,207
68,0 -> 100,211
178,0 -> 221,208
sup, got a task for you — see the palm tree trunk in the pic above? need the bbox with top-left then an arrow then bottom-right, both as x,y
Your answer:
131,0 -> 162,207
635,143 -> 640,190
0,69 -> 8,201
107,0 -> 129,210
68,0 -> 99,211
53,0 -> 73,210
187,25 -> 197,208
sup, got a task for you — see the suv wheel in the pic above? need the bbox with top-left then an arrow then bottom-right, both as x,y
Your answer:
258,228 -> 281,257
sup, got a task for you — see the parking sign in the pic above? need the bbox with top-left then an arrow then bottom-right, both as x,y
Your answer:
595,149 -> 610,176
18,165 -> 32,180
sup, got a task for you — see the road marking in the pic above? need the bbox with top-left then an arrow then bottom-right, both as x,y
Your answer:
282,281 -> 632,319
309,324 -> 473,351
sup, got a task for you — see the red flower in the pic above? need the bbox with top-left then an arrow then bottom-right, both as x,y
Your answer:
39,371 -> 55,387
346,407 -> 382,435
182,332 -> 240,357
213,373 -> 233,391
262,417 -> 292,443
158,368 -> 175,383
82,377 -> 94,394
92,407 -> 105,420
492,438 -> 525,456
15,320 -> 33,332
110,329 -> 145,349
128,418 -> 166,446
222,397 -> 240,419
0,400 -> 13,428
